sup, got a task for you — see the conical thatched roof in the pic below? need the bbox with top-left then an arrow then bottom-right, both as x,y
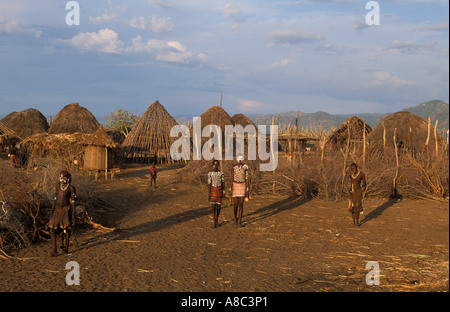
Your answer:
48,103 -> 100,134
197,106 -> 233,132
1,108 -> 49,138
231,113 -> 256,128
368,111 -> 440,152
0,121 -> 15,137
121,100 -> 178,163
326,116 -> 372,148
85,125 -> 117,148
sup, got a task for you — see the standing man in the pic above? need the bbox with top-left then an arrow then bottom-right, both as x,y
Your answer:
208,159 -> 225,228
230,154 -> 249,227
348,163 -> 366,227
8,141 -> 18,167
149,163 -> 158,187
48,170 -> 77,256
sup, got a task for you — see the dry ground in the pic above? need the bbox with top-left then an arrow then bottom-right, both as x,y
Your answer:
0,165 -> 448,292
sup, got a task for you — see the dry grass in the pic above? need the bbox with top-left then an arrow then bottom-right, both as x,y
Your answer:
176,129 -> 449,202
0,160 -> 119,253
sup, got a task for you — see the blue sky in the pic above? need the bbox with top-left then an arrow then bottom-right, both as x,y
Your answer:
0,0 -> 448,120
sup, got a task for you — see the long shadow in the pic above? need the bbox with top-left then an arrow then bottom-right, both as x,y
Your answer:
77,204 -> 212,251
243,196 -> 312,226
360,199 -> 398,225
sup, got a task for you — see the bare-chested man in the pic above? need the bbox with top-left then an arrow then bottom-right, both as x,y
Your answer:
230,154 -> 249,227
348,163 -> 366,227
48,170 -> 77,256
208,160 -> 225,228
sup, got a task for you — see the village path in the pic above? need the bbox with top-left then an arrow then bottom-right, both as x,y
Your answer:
0,165 -> 448,292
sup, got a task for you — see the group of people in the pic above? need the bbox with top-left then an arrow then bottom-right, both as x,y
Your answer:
205,157 -> 367,229
207,154 -> 250,228
46,156 -> 366,256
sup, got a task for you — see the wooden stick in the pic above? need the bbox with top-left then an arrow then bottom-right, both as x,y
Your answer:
363,121 -> 366,166
393,128 -> 399,197
381,117 -> 386,155
434,120 -> 439,156
425,116 -> 431,168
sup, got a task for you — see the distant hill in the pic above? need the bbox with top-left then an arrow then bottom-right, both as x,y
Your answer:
402,100 -> 448,130
247,100 -> 449,130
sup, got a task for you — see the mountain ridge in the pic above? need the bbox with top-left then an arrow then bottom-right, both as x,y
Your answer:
247,100 -> 449,130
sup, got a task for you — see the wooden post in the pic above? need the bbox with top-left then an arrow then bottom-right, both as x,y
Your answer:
393,128 -> 399,197
380,117 -> 386,155
105,147 -> 108,180
425,116 -> 431,169
445,130 -> 450,156
294,111 -> 299,162
434,120 -> 439,156
272,117 -> 276,194
363,121 -> 366,166
341,120 -> 351,195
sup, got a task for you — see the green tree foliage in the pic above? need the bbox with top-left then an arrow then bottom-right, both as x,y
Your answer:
103,109 -> 139,138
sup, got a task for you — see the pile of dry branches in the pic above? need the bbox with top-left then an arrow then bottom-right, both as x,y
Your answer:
0,160 -> 118,254
18,132 -> 89,169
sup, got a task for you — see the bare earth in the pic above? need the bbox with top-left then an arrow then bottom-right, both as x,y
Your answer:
1,165 -> 448,293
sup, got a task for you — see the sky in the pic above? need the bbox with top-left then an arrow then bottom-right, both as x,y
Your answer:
0,0 -> 448,121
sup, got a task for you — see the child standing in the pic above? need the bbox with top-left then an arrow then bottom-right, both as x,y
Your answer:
149,163 -> 158,187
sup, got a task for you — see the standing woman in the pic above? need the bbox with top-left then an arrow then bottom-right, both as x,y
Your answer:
230,154 -> 249,227
208,160 -> 225,228
348,163 -> 366,227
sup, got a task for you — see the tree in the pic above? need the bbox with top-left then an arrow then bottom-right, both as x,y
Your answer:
103,109 -> 139,138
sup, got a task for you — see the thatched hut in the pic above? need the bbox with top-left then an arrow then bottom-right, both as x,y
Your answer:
0,122 -> 17,152
326,116 -> 372,150
83,125 -> 118,172
1,108 -> 49,138
231,113 -> 256,128
121,100 -> 178,164
197,106 -> 233,133
48,103 -> 100,134
367,111 -> 440,154
19,132 -> 88,169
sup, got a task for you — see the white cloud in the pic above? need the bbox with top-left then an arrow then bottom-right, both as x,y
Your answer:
0,21 -> 42,38
63,29 -> 124,54
418,22 -> 449,32
231,97 -> 271,112
268,29 -> 324,46
270,56 -> 298,67
129,15 -> 174,34
129,17 -> 146,30
362,69 -> 417,87
148,0 -> 174,9
89,2 -> 126,24
150,15 -> 174,33
126,36 -> 207,64
381,39 -> 437,54
223,2 -> 246,23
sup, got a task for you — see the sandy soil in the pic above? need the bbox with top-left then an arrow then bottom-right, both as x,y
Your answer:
0,165 -> 448,292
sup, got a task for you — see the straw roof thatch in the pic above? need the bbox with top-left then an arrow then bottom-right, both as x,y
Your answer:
326,116 -> 372,149
19,132 -> 88,168
0,122 -> 15,137
231,113 -> 256,128
121,100 -> 178,163
197,106 -> 233,132
1,108 -> 49,138
48,103 -> 100,134
367,111 -> 440,153
19,126 -> 118,168
87,125 -> 117,148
